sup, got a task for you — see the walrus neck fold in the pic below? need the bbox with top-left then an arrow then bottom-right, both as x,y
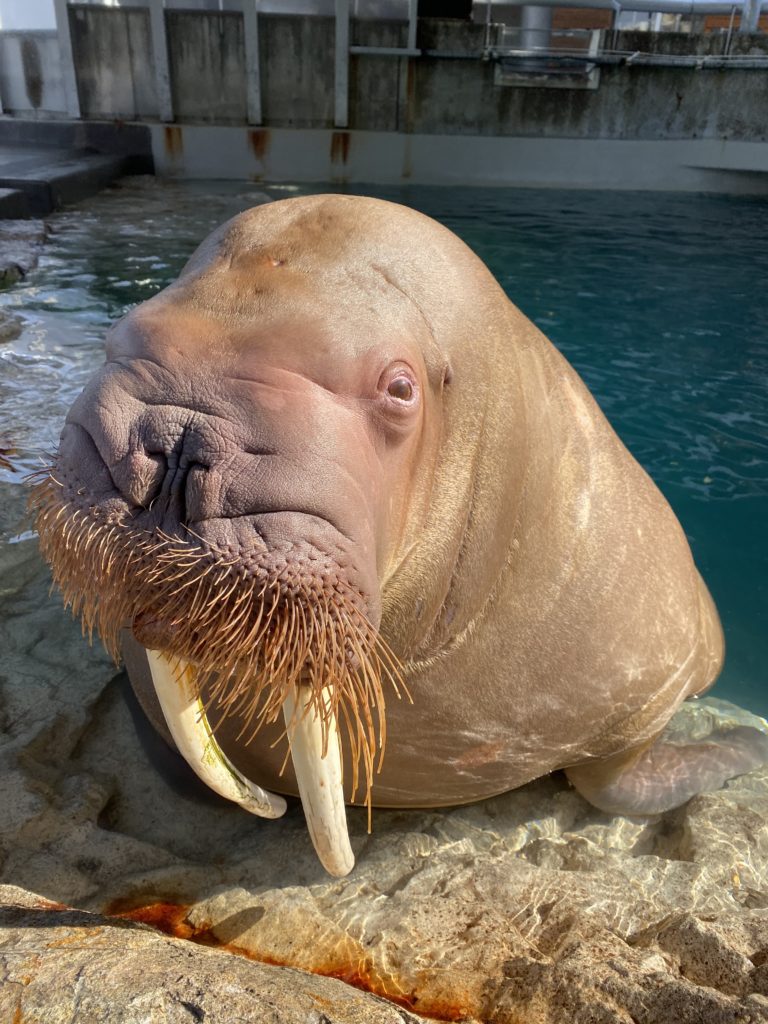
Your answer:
381,304 -> 533,663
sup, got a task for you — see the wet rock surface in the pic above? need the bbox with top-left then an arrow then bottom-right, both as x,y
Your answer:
2,539 -> 768,1023
0,885 -> 423,1024
0,219 -> 46,287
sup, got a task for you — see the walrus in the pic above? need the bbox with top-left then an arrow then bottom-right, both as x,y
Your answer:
32,194 -> 768,876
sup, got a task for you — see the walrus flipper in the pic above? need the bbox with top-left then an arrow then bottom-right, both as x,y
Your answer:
565,724 -> 768,816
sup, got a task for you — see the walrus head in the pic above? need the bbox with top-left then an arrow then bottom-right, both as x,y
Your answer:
31,195 -> 459,874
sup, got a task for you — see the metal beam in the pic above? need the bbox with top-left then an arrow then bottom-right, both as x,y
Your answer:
335,0 -> 349,129
148,0 -> 174,123
53,0 -> 81,118
407,0 -> 418,51
241,0 -> 262,124
350,46 -> 421,55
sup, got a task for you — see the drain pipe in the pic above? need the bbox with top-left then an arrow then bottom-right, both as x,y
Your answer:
519,5 -> 553,66
741,0 -> 763,30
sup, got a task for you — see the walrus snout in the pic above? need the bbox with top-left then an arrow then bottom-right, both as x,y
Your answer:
53,360 -> 383,623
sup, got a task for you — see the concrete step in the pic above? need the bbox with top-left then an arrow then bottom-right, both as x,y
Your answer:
0,187 -> 30,218
0,147 -> 131,218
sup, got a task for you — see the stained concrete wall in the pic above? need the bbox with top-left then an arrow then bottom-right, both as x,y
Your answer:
258,15 -> 335,128
68,5 -> 158,119
149,122 -> 768,192
3,12 -> 768,148
167,11 -> 247,124
0,31 -> 66,115
348,20 -> 409,132
406,24 -> 768,142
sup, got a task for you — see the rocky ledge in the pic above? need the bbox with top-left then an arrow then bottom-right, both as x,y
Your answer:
1,539 -> 768,1023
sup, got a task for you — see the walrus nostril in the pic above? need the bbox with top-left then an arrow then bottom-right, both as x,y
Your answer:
139,448 -> 168,508
117,446 -> 169,510
123,423 -> 215,523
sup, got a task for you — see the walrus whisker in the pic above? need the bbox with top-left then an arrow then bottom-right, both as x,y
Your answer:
30,476 -> 400,858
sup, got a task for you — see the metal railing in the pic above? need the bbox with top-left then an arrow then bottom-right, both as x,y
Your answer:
478,0 -> 764,34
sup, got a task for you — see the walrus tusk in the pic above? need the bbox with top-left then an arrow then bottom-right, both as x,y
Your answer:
283,685 -> 355,877
146,649 -> 287,819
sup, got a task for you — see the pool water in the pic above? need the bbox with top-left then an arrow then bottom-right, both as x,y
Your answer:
1,179 -> 766,714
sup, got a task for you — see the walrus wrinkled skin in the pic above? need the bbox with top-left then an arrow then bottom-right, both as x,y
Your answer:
39,195 -> 767,838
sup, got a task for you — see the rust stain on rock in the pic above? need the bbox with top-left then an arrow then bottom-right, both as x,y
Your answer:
163,125 -> 184,160
330,131 -> 351,165
104,899 -> 474,1022
33,898 -> 68,911
248,128 -> 271,162
107,900 -> 197,941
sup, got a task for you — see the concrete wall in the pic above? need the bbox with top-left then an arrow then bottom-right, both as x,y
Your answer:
68,5 -> 158,119
149,122 -> 768,192
2,11 -> 768,192
403,26 -> 768,142
6,12 -> 766,144
167,11 -> 247,123
258,15 -> 335,128
0,30 -> 66,115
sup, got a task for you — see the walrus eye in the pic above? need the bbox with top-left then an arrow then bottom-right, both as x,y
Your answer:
379,364 -> 419,407
388,376 -> 414,402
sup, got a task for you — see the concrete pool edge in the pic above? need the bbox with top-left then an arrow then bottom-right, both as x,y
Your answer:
148,124 -> 768,194
2,118 -> 768,202
0,119 -> 155,219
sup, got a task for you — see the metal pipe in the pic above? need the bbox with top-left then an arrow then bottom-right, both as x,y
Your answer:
485,46 -> 768,64
740,0 -> 763,30
723,4 -> 736,50
520,5 -> 553,49
350,45 -> 420,53
407,0 -> 418,51
514,5 -> 552,70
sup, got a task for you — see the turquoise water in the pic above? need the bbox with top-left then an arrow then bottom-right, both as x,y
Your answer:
1,179 -> 766,714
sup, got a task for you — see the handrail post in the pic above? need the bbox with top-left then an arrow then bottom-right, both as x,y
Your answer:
53,0 -> 81,118
335,0 -> 350,129
484,0 -> 492,51
148,0 -> 174,122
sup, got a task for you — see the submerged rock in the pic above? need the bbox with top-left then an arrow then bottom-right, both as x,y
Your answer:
1,539 -> 768,1022
0,220 -> 46,287
0,310 -> 23,345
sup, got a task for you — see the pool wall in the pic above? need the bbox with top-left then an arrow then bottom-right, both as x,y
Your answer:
147,125 -> 768,192
2,13 -> 768,192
